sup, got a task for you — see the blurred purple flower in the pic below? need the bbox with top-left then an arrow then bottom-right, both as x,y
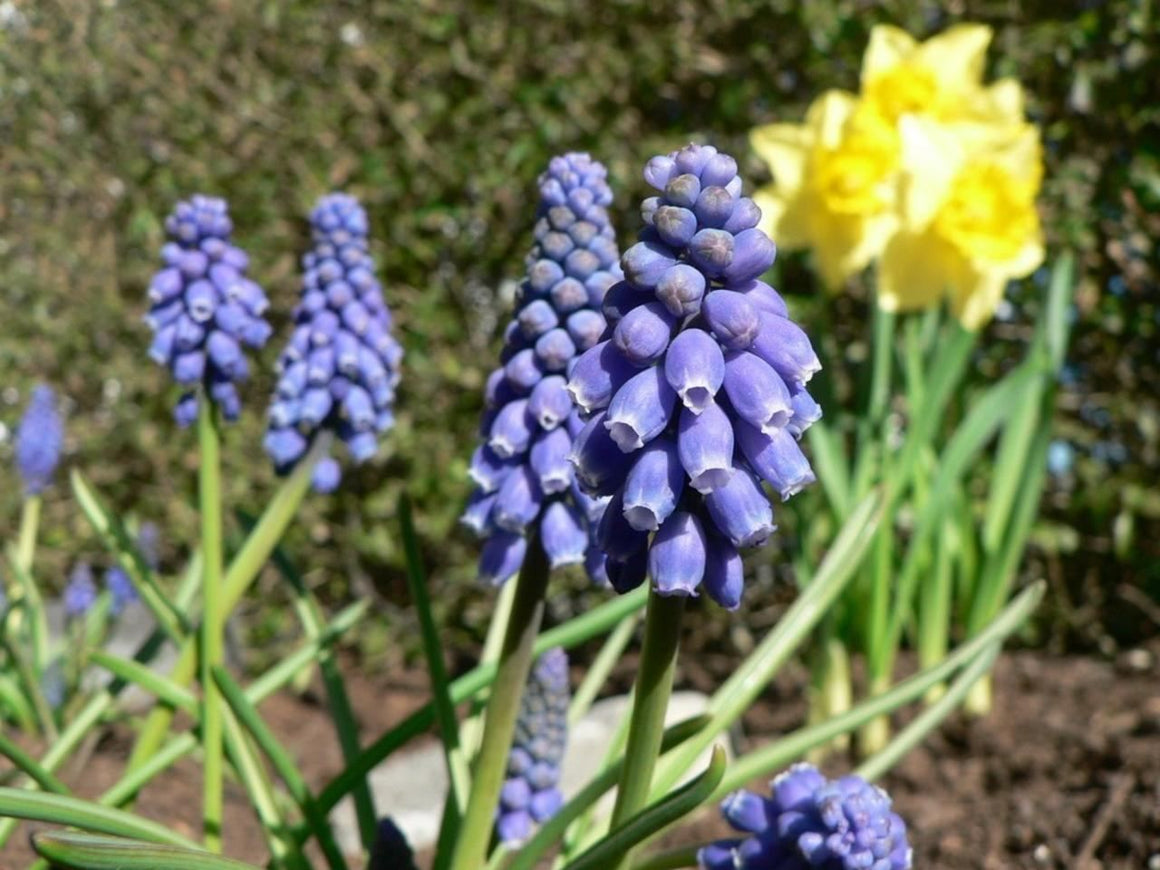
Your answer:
145,195 -> 272,425
264,194 -> 403,492
63,563 -> 97,619
15,384 -> 63,496
496,648 -> 570,845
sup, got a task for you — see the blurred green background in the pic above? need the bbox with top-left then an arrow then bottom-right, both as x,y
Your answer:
2,0 -> 1157,666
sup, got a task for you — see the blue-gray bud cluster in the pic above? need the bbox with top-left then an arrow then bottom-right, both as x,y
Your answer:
14,384 -> 63,496
145,195 -> 273,427
567,144 -> 822,608
496,648 -> 570,845
699,763 -> 912,870
462,153 -> 621,586
264,194 -> 403,493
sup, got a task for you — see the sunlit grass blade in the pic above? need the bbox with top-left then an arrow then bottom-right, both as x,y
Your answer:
315,583 -> 649,817
0,673 -> 38,732
0,789 -> 200,847
32,831 -> 259,870
806,420 -> 852,521
857,643 -> 1001,782
716,581 -> 1042,795
258,522 -> 377,853
559,746 -> 726,870
0,732 -> 68,794
127,435 -> 328,776
212,666 -> 347,870
569,611 -> 639,726
70,470 -> 189,643
507,714 -> 709,870
89,651 -> 198,714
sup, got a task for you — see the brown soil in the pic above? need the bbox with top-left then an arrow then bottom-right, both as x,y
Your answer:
2,649 -> 1158,869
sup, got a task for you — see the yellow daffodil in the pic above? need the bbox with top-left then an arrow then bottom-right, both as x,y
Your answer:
878,119 -> 1044,329
861,23 -> 1022,128
751,91 -> 901,290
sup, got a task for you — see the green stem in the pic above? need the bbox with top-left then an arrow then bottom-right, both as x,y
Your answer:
126,436 -> 327,774
608,592 -> 686,870
16,495 -> 40,576
448,533 -> 552,870
198,402 -> 225,852
917,519 -> 955,703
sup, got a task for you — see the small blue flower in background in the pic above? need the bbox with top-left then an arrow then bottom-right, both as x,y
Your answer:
63,563 -> 98,620
368,817 -> 418,870
15,384 -> 64,496
568,143 -> 820,608
137,521 -> 162,571
264,194 -> 403,492
462,153 -> 621,586
145,195 -> 273,427
40,659 -> 66,711
699,763 -> 911,870
496,647 -> 570,845
1046,439 -> 1075,478
105,566 -> 137,616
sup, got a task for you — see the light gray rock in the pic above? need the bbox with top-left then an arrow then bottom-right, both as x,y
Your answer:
330,690 -> 726,857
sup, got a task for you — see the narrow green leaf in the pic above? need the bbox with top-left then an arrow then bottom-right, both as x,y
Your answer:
70,470 -> 188,643
0,732 -> 69,794
32,830 -> 258,870
569,612 -> 640,726
1044,251 -> 1076,372
560,746 -> 726,870
857,643 -> 1000,782
399,495 -> 470,813
88,651 -> 197,715
212,666 -> 347,870
0,789 -> 200,847
806,421 -> 852,520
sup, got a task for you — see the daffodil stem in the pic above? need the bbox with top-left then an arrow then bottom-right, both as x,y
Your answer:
198,402 -> 225,852
16,495 -> 41,577
448,534 -> 551,870
608,591 -> 685,870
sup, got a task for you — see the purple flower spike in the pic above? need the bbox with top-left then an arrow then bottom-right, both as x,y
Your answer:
570,143 -> 820,606
698,763 -> 912,870
264,194 -> 402,492
147,196 -> 271,425
15,385 -> 64,496
463,154 -> 621,586
497,649 -> 570,845
63,563 -> 97,619
105,566 -> 138,617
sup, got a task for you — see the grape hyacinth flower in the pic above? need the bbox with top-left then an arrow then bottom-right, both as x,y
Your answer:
105,566 -> 138,616
15,384 -> 64,496
145,196 -> 273,426
699,763 -> 911,870
496,648 -> 570,844
137,521 -> 162,571
462,153 -> 622,585
264,194 -> 403,492
568,143 -> 821,607
63,563 -> 98,619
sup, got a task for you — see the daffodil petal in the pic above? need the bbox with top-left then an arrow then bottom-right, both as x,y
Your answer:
915,23 -> 993,89
808,90 -> 860,149
949,266 -> 1007,331
862,25 -> 917,82
750,123 -> 812,191
897,116 -> 964,228
877,228 -> 957,313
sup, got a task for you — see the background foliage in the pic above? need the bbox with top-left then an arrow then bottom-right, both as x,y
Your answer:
2,0 -> 1157,662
